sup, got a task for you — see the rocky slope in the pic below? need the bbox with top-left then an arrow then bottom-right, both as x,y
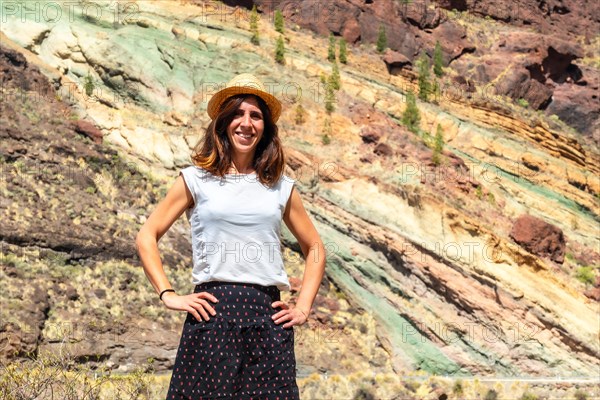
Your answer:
1,0 -> 599,397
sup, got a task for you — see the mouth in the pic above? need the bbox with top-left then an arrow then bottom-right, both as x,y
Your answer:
235,132 -> 255,139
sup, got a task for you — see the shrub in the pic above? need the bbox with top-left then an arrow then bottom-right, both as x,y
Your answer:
84,72 -> 95,96
353,386 -> 376,399
330,62 -> 341,90
325,82 -> 335,113
575,266 -> 596,285
417,51 -> 431,101
484,388 -> 499,400
328,32 -> 336,62
275,34 -> 285,64
517,98 -> 529,108
433,40 -> 444,77
294,104 -> 306,125
475,185 -> 483,199
401,91 -> 420,133
453,380 -> 464,395
274,9 -> 284,33
520,392 -> 539,400
376,24 -> 387,53
250,5 -> 260,45
339,38 -> 348,64
432,124 -> 444,165
322,117 -> 332,144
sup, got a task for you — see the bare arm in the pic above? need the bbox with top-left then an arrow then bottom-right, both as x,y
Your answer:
135,174 -> 192,296
272,185 -> 326,327
135,173 -> 219,321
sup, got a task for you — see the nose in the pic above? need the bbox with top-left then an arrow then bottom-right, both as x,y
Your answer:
240,111 -> 252,127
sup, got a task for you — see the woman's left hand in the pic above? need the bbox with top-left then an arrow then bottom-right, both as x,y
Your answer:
271,301 -> 308,328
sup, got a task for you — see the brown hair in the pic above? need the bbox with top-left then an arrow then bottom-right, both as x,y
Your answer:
191,94 -> 286,188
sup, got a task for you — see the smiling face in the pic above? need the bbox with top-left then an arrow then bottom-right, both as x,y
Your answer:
225,96 -> 265,159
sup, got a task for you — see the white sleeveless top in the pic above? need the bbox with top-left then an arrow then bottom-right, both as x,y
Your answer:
179,165 -> 295,291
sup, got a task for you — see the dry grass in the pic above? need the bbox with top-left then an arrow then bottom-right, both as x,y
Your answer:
0,345 -> 162,400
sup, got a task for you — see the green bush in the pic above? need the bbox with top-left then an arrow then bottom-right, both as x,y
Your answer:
517,98 -> 529,108
417,51 -> 431,101
339,38 -> 348,64
432,124 -> 444,165
433,40 -> 444,77
484,388 -> 499,400
330,62 -> 341,90
575,266 -> 596,285
325,83 -> 335,113
250,5 -> 260,45
401,91 -> 420,133
328,32 -> 336,62
275,34 -> 285,64
294,104 -> 306,125
376,24 -> 387,53
453,380 -> 464,395
84,72 -> 95,97
274,9 -> 284,33
520,392 -> 539,400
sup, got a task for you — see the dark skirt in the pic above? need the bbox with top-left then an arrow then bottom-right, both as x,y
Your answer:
166,281 -> 300,400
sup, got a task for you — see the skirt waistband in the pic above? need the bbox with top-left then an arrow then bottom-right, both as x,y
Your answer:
194,280 -> 280,299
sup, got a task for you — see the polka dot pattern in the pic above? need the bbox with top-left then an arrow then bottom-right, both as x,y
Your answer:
166,281 -> 300,399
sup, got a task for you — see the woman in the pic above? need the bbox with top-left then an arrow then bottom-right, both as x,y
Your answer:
135,73 -> 326,399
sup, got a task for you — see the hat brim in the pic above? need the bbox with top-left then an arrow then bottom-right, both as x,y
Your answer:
207,87 -> 282,123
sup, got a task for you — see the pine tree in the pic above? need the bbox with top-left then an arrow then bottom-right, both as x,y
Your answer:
295,103 -> 306,125
274,9 -> 284,34
402,90 -> 420,133
417,51 -> 431,101
328,32 -> 336,62
322,116 -> 332,144
84,71 -> 95,97
325,81 -> 335,114
376,24 -> 387,53
433,40 -> 444,77
431,78 -> 441,104
275,34 -> 285,64
330,61 -> 341,90
432,124 -> 444,165
250,5 -> 260,45
339,37 -> 348,64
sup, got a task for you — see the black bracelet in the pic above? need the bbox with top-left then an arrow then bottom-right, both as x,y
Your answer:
159,288 -> 175,300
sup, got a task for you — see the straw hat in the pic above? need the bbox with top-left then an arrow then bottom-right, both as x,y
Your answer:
207,73 -> 282,123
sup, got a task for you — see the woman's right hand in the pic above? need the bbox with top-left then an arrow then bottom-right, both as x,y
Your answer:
162,292 -> 219,322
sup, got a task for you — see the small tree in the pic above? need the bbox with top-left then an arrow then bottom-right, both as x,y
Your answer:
325,81 -> 336,114
417,51 -> 431,101
250,5 -> 260,45
330,61 -> 341,90
322,116 -> 332,144
274,9 -> 284,34
84,71 -> 95,96
328,32 -> 336,62
295,103 -> 306,125
434,79 -> 442,102
339,37 -> 348,64
275,34 -> 285,64
402,90 -> 420,133
432,124 -> 444,165
376,24 -> 387,53
433,40 -> 444,77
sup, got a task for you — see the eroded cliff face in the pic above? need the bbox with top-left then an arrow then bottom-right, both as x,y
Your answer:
1,0 -> 598,390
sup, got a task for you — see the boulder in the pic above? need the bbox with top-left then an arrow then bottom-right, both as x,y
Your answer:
73,120 -> 103,144
383,50 -> 412,75
509,215 -> 566,264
